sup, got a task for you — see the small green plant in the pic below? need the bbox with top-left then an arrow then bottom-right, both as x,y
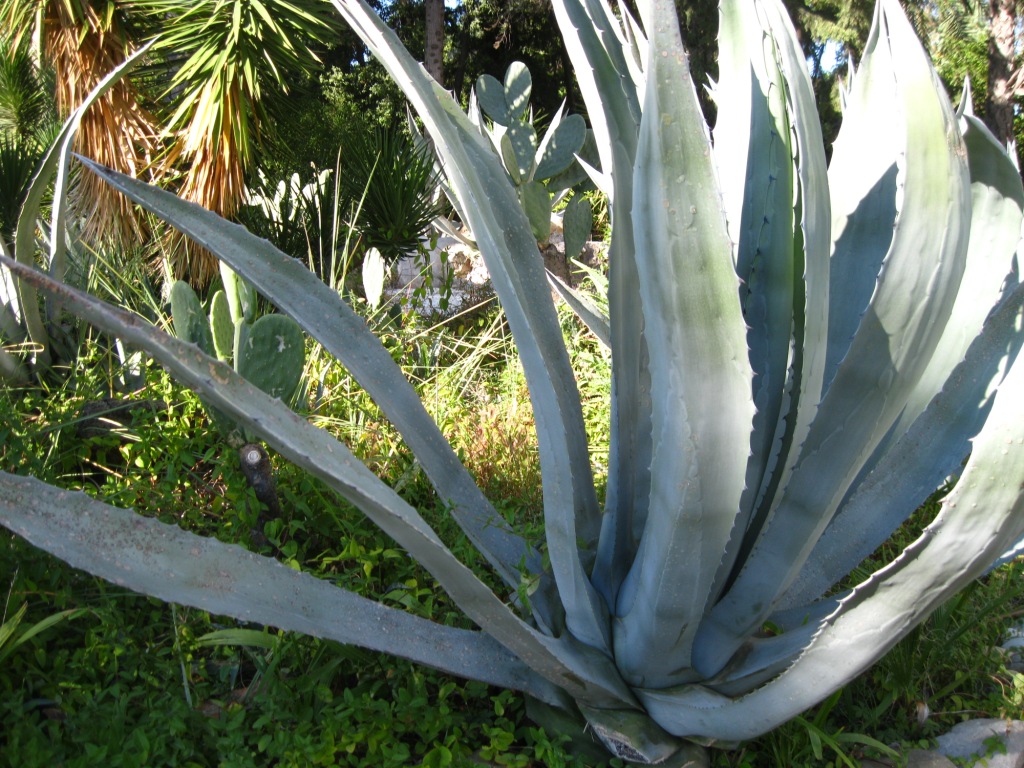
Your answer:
1,0 -> 1024,765
336,122 -> 440,262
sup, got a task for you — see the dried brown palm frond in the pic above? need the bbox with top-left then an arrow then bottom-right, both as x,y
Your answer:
1,0 -> 162,246
133,0 -> 339,286
157,78 -> 250,285
40,1 -> 160,244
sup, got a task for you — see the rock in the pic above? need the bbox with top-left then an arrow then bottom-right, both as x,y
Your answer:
1001,622 -> 1024,672
904,749 -> 957,768
935,719 -> 1024,767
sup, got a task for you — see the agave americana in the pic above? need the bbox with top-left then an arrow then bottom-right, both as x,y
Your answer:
1,0 -> 1023,763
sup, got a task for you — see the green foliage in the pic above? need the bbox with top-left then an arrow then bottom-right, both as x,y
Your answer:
335,123 -> 440,261
169,268 -> 305,446
1,0 -> 1024,765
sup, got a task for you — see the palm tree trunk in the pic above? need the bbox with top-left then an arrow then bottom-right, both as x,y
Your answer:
987,0 -> 1017,146
425,0 -> 444,85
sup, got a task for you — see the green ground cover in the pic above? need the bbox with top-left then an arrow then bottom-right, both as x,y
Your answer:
2,292 -> 1023,767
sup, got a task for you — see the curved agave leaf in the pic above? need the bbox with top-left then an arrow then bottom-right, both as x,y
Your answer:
891,111 -> 1024,434
714,0 -> 797,523
695,0 -> 972,676
546,270 -> 611,348
708,0 -> 832,601
0,253 -> 635,711
330,0 -> 610,655
76,156 -> 538,600
610,0 -> 754,689
635,334 -> 1024,740
0,471 -> 552,700
553,0 -> 652,612
781,280 -> 1024,608
11,41 -> 154,369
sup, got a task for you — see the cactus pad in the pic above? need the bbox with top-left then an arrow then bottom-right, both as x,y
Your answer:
169,280 -> 214,356
209,290 -> 234,362
236,314 -> 305,402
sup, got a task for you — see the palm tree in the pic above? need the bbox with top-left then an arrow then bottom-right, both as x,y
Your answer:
0,0 -> 161,245
124,0 -> 339,283
1,1 -> 339,284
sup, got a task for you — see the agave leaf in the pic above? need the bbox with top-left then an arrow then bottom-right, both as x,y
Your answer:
0,471 -> 552,699
891,111 -> 1024,435
696,0 -> 972,676
12,41 -> 154,368
709,0 -> 797,595
552,0 -> 652,612
610,0 -> 755,689
637,332 -> 1024,740
546,269 -> 610,348
821,27 -> 900,392
781,279 -> 1024,608
782,112 -> 1024,606
739,0 -> 832,537
0,254 -> 634,710
330,0 -> 610,654
75,156 -> 538,600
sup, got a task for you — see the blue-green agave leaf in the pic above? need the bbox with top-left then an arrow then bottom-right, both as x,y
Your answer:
781,280 -> 1024,608
0,253 -> 634,709
546,269 -> 610,348
76,156 -> 538,601
551,0 -> 651,612
891,111 -> 1024,435
0,471 -> 553,699
13,41 -> 154,368
696,0 -> 971,676
610,0 -> 755,689
331,0 -> 610,654
636,329 -> 1024,740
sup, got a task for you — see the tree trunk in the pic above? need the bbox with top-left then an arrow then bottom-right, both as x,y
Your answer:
425,0 -> 445,86
987,0 -> 1016,146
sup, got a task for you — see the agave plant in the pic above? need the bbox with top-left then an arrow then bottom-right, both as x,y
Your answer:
0,45 -> 150,385
1,0 -> 1023,763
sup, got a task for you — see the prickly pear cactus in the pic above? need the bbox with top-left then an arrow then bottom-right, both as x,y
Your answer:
562,195 -> 593,260
535,114 -> 586,182
169,281 -> 214,357
236,314 -> 305,402
475,61 -> 531,126
475,61 -> 591,244
209,290 -> 234,362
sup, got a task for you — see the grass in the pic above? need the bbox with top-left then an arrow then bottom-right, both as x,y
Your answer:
2,274 -> 1024,767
